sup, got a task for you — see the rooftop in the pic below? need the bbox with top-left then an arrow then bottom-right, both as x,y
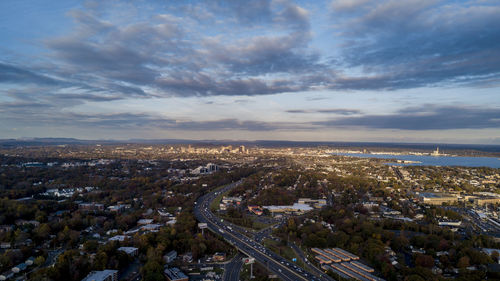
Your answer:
81,270 -> 118,281
164,267 -> 188,281
263,203 -> 313,212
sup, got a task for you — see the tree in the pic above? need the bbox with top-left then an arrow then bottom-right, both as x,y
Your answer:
83,240 -> 99,252
34,256 -> 46,266
415,254 -> 434,268
405,275 -> 425,281
457,256 -> 470,268
36,223 -> 51,240
439,255 -> 451,268
142,260 -> 164,281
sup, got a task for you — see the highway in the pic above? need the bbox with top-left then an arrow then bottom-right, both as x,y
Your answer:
254,223 -> 277,242
290,242 -> 335,281
224,253 -> 244,281
194,181 -> 328,281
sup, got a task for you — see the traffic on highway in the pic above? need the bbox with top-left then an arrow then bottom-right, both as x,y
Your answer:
194,181 -> 330,281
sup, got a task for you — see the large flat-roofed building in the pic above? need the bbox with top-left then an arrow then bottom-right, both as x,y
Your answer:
81,270 -> 118,281
438,221 -> 462,227
164,267 -> 188,281
298,198 -> 327,208
221,196 -> 242,205
418,193 -> 458,205
473,197 -> 500,206
263,203 -> 313,214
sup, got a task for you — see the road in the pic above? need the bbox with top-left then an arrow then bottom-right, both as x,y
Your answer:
119,259 -> 141,281
254,224 -> 275,243
43,248 -> 64,267
289,242 -> 335,281
194,181 -> 328,281
445,206 -> 500,237
224,253 -> 244,281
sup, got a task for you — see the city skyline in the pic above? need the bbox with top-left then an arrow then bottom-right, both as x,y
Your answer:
1,0 -> 499,144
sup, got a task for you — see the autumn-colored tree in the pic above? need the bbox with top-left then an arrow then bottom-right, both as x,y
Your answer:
457,256 -> 470,268
415,254 -> 434,268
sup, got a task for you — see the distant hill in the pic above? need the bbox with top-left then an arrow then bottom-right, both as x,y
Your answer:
0,138 -> 113,146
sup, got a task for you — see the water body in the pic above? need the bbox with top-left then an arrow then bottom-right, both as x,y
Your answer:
334,153 -> 500,168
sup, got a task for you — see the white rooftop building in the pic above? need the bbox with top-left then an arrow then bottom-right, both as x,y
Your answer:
263,203 -> 313,214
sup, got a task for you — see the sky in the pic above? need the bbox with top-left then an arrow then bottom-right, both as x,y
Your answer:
0,0 -> 499,144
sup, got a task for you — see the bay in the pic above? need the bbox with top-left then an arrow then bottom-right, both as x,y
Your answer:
334,153 -> 500,168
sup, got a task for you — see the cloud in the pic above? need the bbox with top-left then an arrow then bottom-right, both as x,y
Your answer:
1,93 -> 498,134
208,0 -> 309,31
29,2 -> 320,99
0,63 -> 61,86
155,73 -> 307,96
315,106 -> 500,130
220,0 -> 273,25
0,109 -> 298,132
204,32 -> 321,76
329,0 -> 500,89
286,108 -> 361,115
330,0 -> 370,12
4,0 -> 497,105
275,1 -> 310,31
1,0 -> 499,141
305,96 -> 329,101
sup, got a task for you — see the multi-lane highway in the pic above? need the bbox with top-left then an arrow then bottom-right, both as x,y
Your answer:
194,181 -> 328,281
289,242 -> 335,281
224,253 -> 244,281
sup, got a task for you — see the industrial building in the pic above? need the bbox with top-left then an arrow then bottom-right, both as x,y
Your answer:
313,248 -> 381,281
263,203 -> 313,215
418,193 -> 458,205
472,197 -> 500,206
298,198 -> 327,208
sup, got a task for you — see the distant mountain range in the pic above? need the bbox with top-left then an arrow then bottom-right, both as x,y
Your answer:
1,138 -> 500,153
